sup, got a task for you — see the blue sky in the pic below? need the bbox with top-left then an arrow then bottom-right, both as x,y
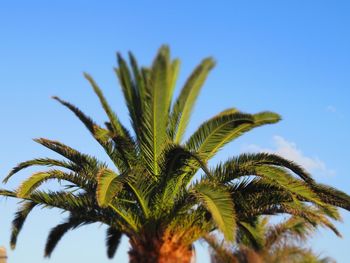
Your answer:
0,1 -> 349,262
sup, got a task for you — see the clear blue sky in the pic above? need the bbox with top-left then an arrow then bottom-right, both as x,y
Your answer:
1,1 -> 349,262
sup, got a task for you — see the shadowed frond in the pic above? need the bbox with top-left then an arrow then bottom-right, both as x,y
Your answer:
237,219 -> 267,250
154,145 -> 211,214
52,97 -> 129,170
212,153 -> 315,184
33,138 -> 99,168
115,52 -> 142,138
44,215 -> 94,257
84,73 -> 125,136
311,183 -> 350,211
10,201 -> 36,249
106,227 -> 122,259
123,173 -> 152,219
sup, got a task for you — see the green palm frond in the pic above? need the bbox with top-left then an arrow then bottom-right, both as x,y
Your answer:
17,170 -> 94,198
186,110 -> 254,159
154,145 -> 211,214
169,57 -> 215,143
311,183 -> 350,210
109,201 -> 139,232
96,168 -> 123,207
33,138 -> 99,169
3,158 -> 78,183
52,97 -> 129,170
264,217 -> 315,249
52,95 -> 96,130
187,111 -> 280,162
0,189 -> 17,198
210,214 -> 337,263
229,180 -> 309,219
123,173 -> 152,219
192,183 -> 236,242
84,73 -> 137,166
115,52 -> 142,139
213,157 -> 322,209
213,153 -> 315,184
139,46 -> 176,176
237,220 -> 267,250
28,191 -> 94,212
253,166 -> 322,205
84,73 -> 125,136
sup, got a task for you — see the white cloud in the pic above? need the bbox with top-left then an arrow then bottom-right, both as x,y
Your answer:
242,136 -> 335,176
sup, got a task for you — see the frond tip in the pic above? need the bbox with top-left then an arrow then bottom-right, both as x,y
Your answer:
106,227 -> 122,259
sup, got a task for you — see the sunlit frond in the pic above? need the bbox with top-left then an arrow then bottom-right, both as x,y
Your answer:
192,183 -> 236,242
169,58 -> 215,143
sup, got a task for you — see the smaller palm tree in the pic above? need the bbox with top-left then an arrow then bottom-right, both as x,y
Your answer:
207,214 -> 337,263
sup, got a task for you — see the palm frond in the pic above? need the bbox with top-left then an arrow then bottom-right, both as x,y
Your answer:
254,166 -> 322,205
124,173 -> 152,219
52,97 -> 129,170
33,138 -> 99,169
187,111 -> 280,162
192,183 -> 236,242
84,73 -> 125,136
115,52 -> 142,138
154,145 -> 211,215
311,183 -> 350,211
237,221 -> 266,250
169,57 -> 215,143
186,110 -> 254,159
3,158 -> 78,183
139,46 -> 174,176
96,168 -> 123,207
0,189 -> 17,198
10,201 -> 36,249
264,217 -> 315,249
84,73 -> 137,165
109,201 -> 139,232
17,169 -> 95,198
212,153 -> 315,185
106,227 -> 122,259
44,215 -> 94,257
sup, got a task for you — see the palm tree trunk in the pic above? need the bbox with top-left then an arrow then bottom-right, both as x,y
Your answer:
128,235 -> 194,263
0,247 -> 7,263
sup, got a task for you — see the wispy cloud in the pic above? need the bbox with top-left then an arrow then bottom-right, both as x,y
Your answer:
326,105 -> 337,113
242,136 -> 335,176
326,105 -> 344,119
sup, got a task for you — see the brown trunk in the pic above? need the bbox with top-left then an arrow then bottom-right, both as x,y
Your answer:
128,234 -> 194,263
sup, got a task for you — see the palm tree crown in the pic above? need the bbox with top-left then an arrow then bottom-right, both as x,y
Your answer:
207,215 -> 337,263
2,46 -> 350,262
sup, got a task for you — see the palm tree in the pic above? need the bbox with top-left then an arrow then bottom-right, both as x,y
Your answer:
207,215 -> 337,263
1,46 -> 350,262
